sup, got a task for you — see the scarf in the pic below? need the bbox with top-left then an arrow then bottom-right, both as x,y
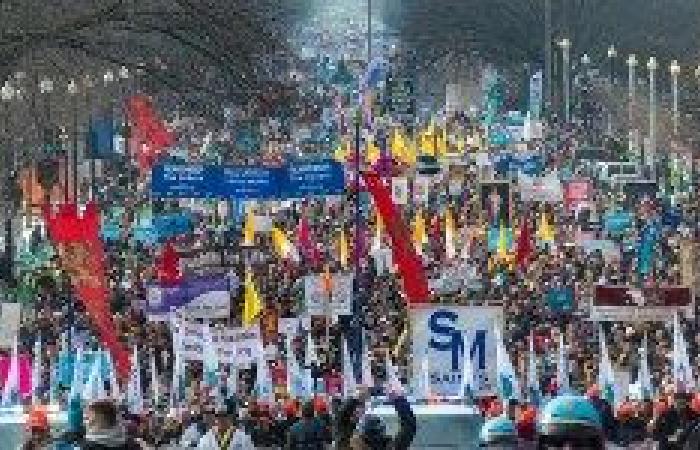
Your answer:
216,427 -> 233,450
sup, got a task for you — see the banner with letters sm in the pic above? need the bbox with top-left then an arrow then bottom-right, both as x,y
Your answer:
175,323 -> 262,366
410,306 -> 502,397
151,161 -> 345,199
147,274 -> 238,321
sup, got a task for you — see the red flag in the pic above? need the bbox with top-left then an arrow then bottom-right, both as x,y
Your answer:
297,216 -> 322,268
43,203 -> 131,380
362,172 -> 430,305
515,213 -> 533,269
125,95 -> 174,173
156,241 -> 182,285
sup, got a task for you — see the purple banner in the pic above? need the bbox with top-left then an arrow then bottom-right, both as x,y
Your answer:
147,274 -> 238,320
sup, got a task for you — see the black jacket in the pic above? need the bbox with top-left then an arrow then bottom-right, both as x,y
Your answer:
286,417 -> 327,450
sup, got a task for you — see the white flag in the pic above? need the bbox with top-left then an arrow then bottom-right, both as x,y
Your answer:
342,338 -> 357,399
598,327 -> 617,406
32,337 -> 42,406
1,335 -> 20,406
127,346 -> 143,415
673,314 -> 695,393
150,353 -> 160,407
495,326 -> 520,402
556,332 -> 570,395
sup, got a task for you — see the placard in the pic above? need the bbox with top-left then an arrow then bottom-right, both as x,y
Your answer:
410,306 -> 502,397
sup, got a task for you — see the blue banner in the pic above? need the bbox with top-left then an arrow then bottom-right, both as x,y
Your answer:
284,161 -> 345,198
494,153 -> 542,176
88,116 -> 115,158
151,161 -> 345,199
546,287 -> 574,312
604,211 -> 632,235
151,164 -> 212,198
219,166 -> 282,199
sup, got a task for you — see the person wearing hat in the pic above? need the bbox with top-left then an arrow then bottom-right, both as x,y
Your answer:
20,407 -> 52,450
196,406 -> 254,450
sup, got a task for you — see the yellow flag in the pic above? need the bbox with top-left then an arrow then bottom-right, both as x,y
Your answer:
437,128 -> 448,155
497,220 -> 509,257
242,206 -> 255,246
419,124 -> 436,156
271,226 -> 299,262
243,270 -> 262,327
373,208 -> 383,251
537,211 -> 555,242
413,209 -> 427,254
445,208 -> 456,259
334,141 -> 348,162
366,137 -> 380,165
390,129 -> 405,161
338,227 -> 349,268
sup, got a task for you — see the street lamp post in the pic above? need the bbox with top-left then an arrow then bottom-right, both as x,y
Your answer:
67,79 -> 78,203
607,45 -> 617,134
670,60 -> 680,135
559,38 -> 571,123
648,57 -> 658,177
627,54 -> 638,159
1,81 -> 15,288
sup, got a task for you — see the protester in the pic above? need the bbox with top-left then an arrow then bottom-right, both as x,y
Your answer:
195,407 -> 254,450
286,400 -> 328,450
20,408 -> 52,450
81,400 -> 144,450
349,390 -> 416,450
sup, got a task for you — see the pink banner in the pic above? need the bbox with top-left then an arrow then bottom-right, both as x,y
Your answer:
0,355 -> 33,397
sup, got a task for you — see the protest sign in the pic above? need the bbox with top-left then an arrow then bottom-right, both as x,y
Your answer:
590,285 -> 693,321
176,323 -> 262,365
303,273 -> 353,317
410,306 -> 502,397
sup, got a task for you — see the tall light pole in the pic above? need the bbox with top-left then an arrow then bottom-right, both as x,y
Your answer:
1,81 -> 15,288
544,0 -> 552,112
607,45 -> 617,134
67,79 -> 79,203
670,60 -> 680,135
367,0 -> 372,63
559,38 -> 571,123
647,57 -> 658,176
627,54 -> 638,158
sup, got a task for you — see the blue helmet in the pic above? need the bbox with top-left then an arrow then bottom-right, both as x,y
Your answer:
479,416 -> 517,447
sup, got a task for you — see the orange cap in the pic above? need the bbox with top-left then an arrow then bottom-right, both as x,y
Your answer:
691,393 -> 700,415
26,407 -> 49,432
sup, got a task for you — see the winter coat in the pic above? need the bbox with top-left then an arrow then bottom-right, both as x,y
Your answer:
195,427 -> 255,450
286,417 -> 327,450
349,396 -> 416,450
80,425 -> 143,450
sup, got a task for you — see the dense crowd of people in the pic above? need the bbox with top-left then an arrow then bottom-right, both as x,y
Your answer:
0,37 -> 698,449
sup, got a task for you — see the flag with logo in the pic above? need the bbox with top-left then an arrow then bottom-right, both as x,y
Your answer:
598,327 -> 617,406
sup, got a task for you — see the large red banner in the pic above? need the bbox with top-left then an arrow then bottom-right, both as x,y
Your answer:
363,172 -> 430,305
43,203 -> 130,380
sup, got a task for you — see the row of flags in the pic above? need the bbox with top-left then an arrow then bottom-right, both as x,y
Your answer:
334,124 -> 474,166
2,312 -> 694,412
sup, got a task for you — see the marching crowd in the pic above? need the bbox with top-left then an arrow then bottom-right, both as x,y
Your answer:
1,53 -> 698,450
